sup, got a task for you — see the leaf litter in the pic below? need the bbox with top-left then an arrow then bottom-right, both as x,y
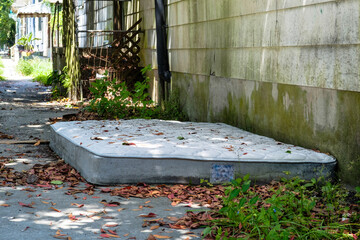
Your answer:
1,159 -> 226,237
9,157 -> 357,238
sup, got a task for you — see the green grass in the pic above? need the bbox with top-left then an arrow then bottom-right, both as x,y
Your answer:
201,176 -> 360,239
16,57 -> 53,85
0,57 -> 5,80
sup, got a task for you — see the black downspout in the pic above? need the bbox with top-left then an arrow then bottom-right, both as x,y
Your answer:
154,0 -> 171,103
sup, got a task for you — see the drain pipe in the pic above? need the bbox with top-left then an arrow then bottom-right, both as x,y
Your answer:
154,0 -> 171,103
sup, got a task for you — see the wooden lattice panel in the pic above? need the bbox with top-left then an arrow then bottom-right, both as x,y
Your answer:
79,19 -> 143,95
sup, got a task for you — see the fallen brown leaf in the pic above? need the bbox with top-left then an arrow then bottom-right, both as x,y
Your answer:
18,202 -> 34,208
100,233 -> 120,238
68,213 -> 78,221
108,230 -> 117,235
153,235 -> 172,239
154,132 -> 164,136
53,236 -> 68,239
50,207 -> 61,212
101,188 -> 112,193
71,203 -> 84,208
139,213 -> 157,218
148,234 -> 156,240
104,224 -> 118,227
169,224 -> 187,229
167,216 -> 179,222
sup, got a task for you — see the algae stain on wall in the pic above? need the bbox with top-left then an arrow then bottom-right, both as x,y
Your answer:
215,80 -> 360,185
332,91 -> 360,185
171,72 -> 210,122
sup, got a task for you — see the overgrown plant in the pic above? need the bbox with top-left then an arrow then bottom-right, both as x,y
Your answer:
157,88 -> 188,121
85,65 -> 188,120
132,64 -> 154,117
87,76 -> 131,119
16,57 -> 52,85
48,67 -> 70,98
203,175 -> 360,239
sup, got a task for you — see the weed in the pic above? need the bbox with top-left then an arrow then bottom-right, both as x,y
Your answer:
200,179 -> 214,188
85,65 -> 188,120
156,88 -> 188,121
356,187 -> 360,204
48,68 -> 71,99
86,76 -> 131,119
202,175 -> 360,239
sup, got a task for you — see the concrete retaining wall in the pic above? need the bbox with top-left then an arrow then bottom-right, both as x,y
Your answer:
126,0 -> 360,186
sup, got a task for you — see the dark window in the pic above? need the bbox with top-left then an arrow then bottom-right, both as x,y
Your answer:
39,18 -> 42,31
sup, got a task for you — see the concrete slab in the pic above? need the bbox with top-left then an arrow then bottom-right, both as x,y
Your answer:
0,183 -> 206,240
50,119 -> 336,185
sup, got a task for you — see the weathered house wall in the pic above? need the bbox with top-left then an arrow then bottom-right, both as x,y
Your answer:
129,0 -> 360,186
77,0 -> 114,48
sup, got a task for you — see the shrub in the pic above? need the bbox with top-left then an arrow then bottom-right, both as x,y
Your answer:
16,59 -> 34,76
16,57 -> 53,85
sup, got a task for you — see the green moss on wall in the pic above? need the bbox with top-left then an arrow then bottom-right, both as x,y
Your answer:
171,72 -> 210,122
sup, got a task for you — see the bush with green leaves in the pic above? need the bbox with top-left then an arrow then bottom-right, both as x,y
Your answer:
85,65 -> 188,120
16,59 -> 34,76
87,77 -> 132,119
16,57 -> 52,85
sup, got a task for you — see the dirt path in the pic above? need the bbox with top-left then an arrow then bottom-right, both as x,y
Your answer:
0,57 -> 77,172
